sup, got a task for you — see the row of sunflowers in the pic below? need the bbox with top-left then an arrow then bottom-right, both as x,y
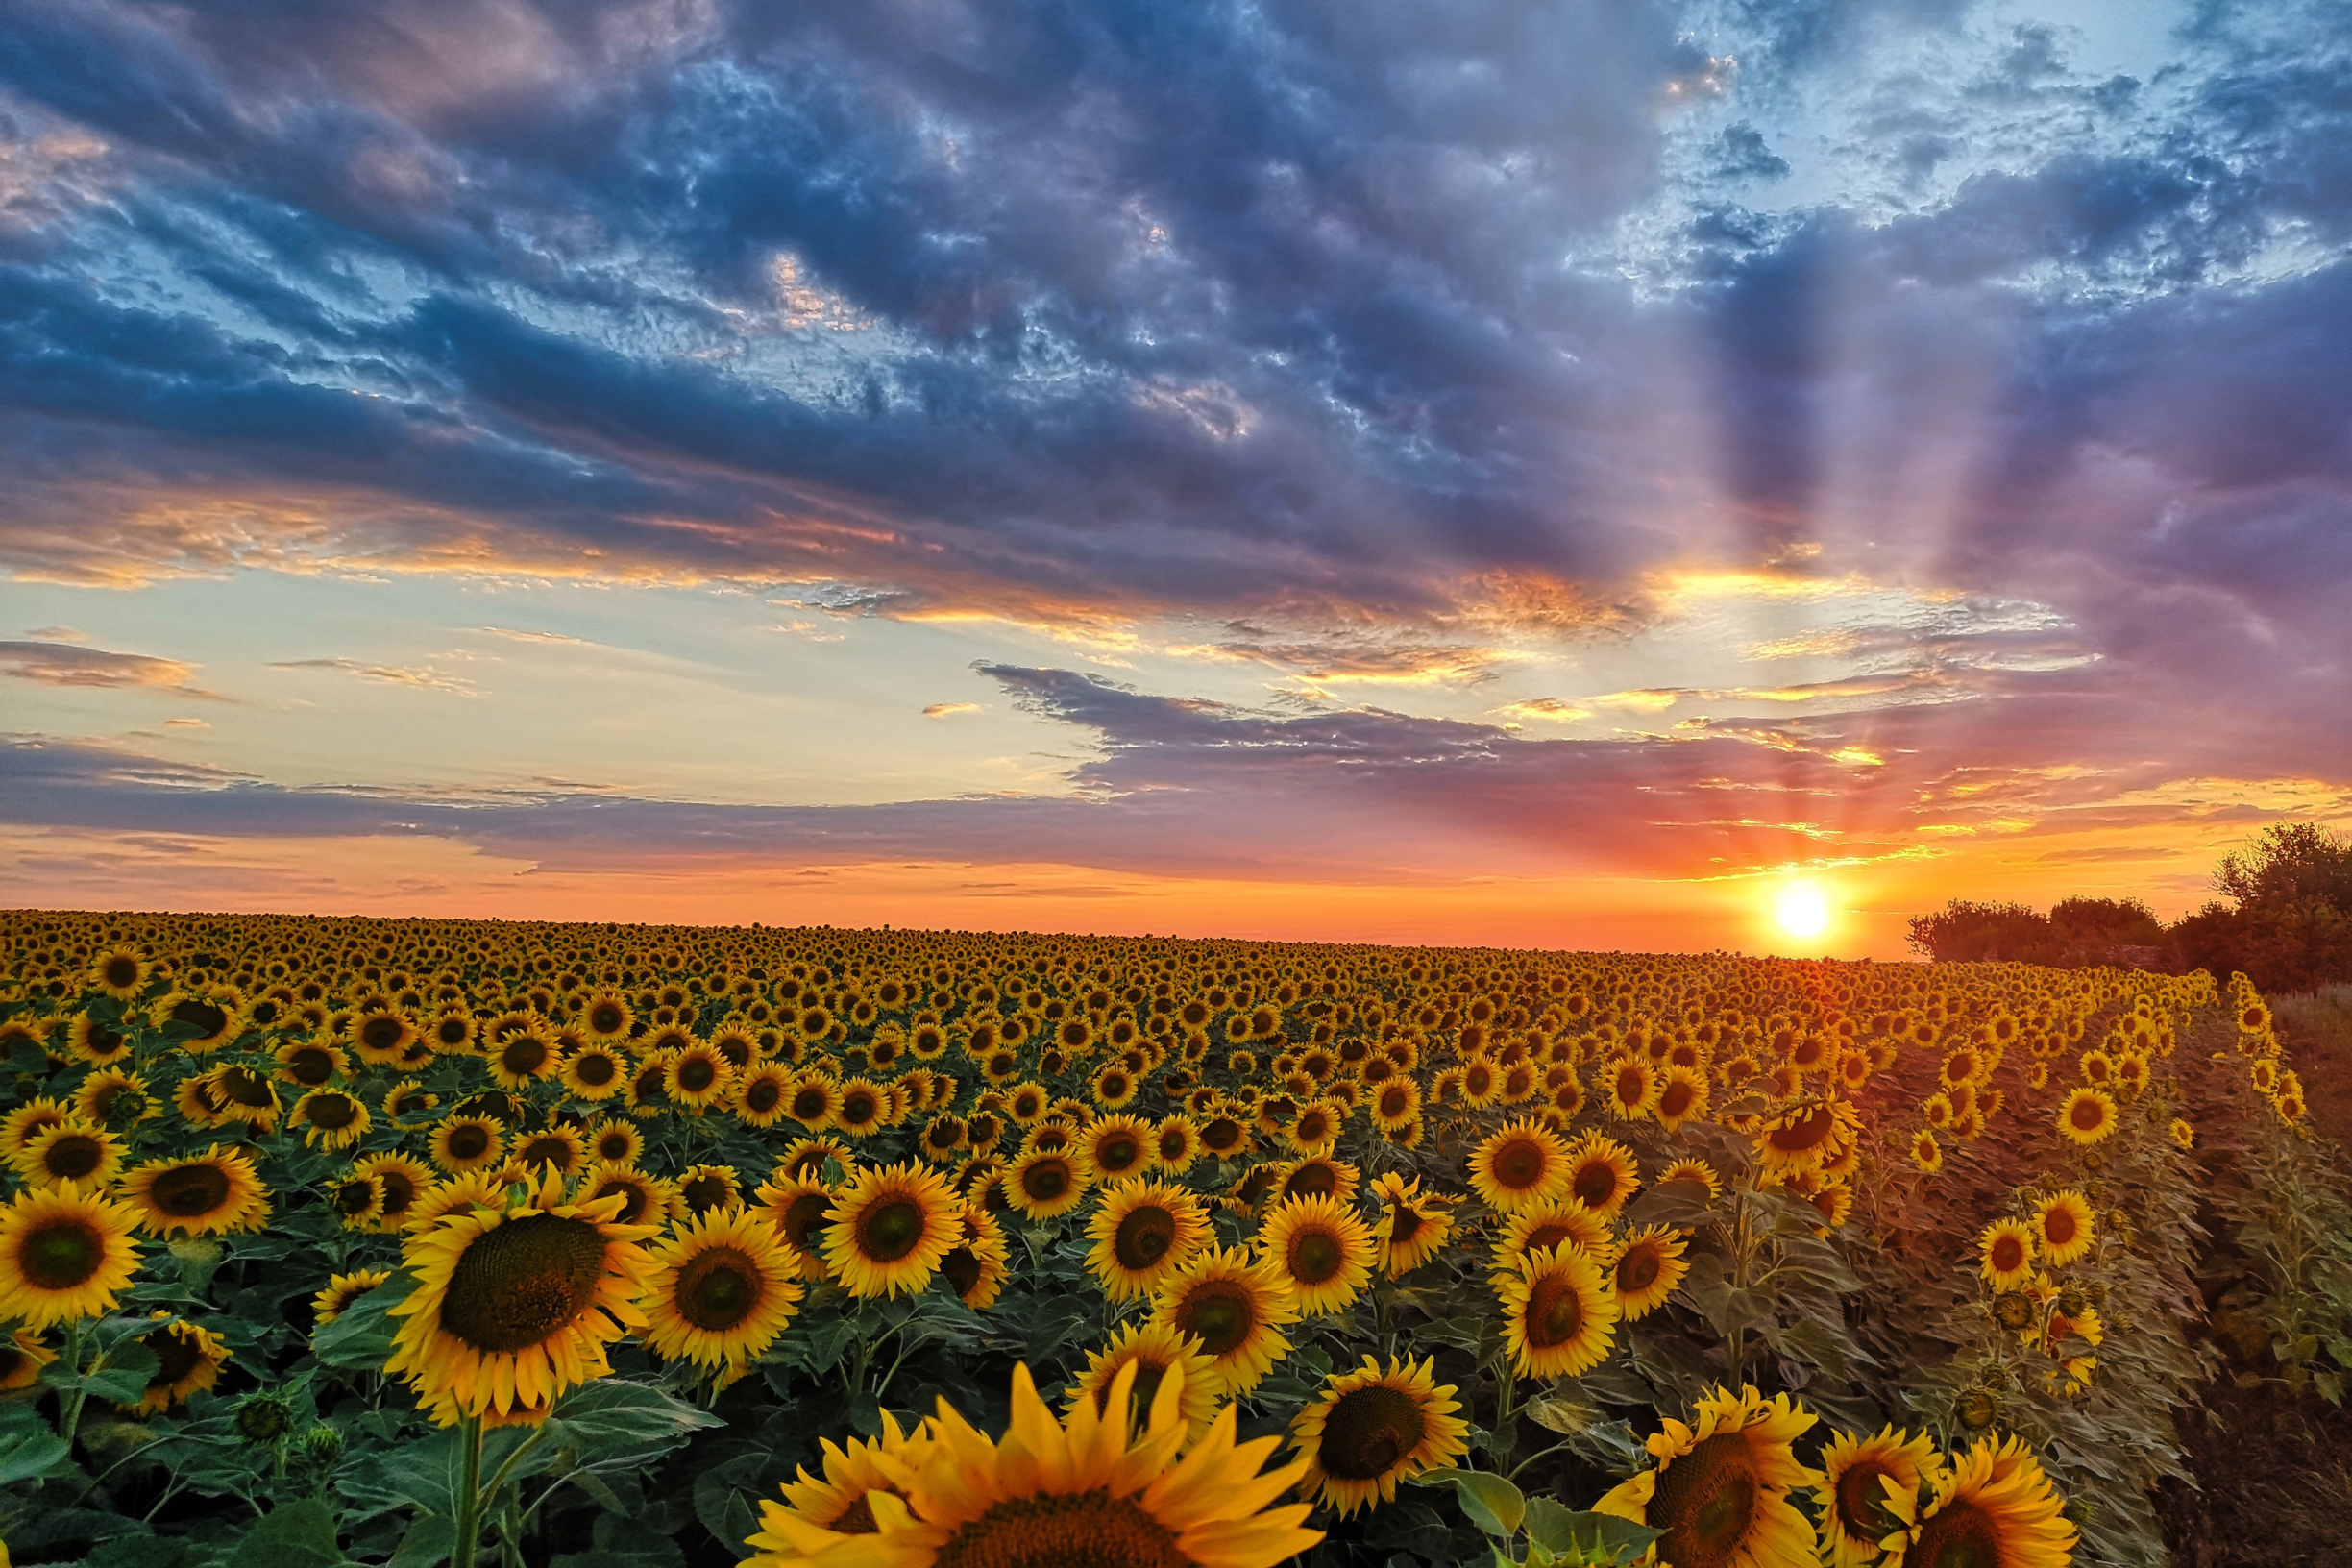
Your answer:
0,908 -> 2320,1567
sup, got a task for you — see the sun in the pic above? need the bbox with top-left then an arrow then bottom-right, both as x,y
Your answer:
1770,882 -> 1833,943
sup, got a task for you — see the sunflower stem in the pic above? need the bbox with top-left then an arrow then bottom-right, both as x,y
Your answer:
56,1316 -> 90,1447
452,1414 -> 485,1568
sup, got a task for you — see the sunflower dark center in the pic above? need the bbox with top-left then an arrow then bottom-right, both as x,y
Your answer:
152,1163 -> 233,1217
173,1000 -> 230,1037
1525,1272 -> 1584,1349
1177,1280 -> 1256,1356
782,1192 -> 833,1251
1902,1494 -> 2001,1568
597,1132 -> 633,1160
1289,1229 -> 1344,1286
1096,1136 -> 1142,1173
86,1024 -> 127,1056
502,1038 -> 550,1076
1834,1458 -> 1900,1539
1021,1162 -> 1070,1202
1285,1164 -> 1337,1200
841,1091 -> 878,1125
104,958 -> 140,988
1619,1246 -> 1661,1294
2044,1209 -> 2078,1245
435,1018 -> 472,1046
20,1218 -> 104,1290
2071,1098 -> 2106,1130
285,1047 -> 334,1086
147,1326 -> 205,1390
1114,1207 -> 1178,1271
933,1489 -> 1189,1568
1390,1206 -> 1425,1243
447,1123 -> 492,1161
590,1003 -> 625,1034
942,1246 -> 984,1299
359,1017 -> 404,1050
305,1094 -> 358,1130
745,1079 -> 782,1113
1319,1384 -> 1425,1482
1493,1141 -> 1545,1189
219,1070 -> 274,1108
1200,1118 -> 1242,1152
1768,1107 -> 1838,1153
857,1198 -> 926,1262
332,1180 -> 378,1216
681,1176 -> 733,1213
675,1246 -> 761,1330
43,1135 -> 104,1180
831,1495 -> 882,1534
1650,1432 -> 1763,1568
677,1058 -> 718,1092
1572,1164 -> 1620,1209
439,1213 -> 608,1354
522,1138 -> 574,1168
1659,1083 -> 1695,1118
1990,1236 -> 2026,1273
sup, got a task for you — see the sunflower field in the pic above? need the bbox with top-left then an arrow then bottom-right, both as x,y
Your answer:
0,911 -> 2340,1568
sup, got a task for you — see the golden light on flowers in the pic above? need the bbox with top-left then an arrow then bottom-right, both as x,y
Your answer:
844,1361 -> 1322,1568
1148,1244 -> 1299,1397
1978,1218 -> 2038,1292
1369,1172 -> 1452,1276
1611,1224 -> 1691,1319
1755,1099 -> 1859,1177
1086,1178 -> 1212,1302
1817,1425 -> 1943,1567
1596,1384 -> 1820,1568
820,1160 -> 960,1299
385,1170 -> 657,1427
2032,1190 -> 2096,1268
1564,1134 -> 1640,1217
1498,1244 -> 1619,1378
1881,1434 -> 2076,1568
643,1206 -> 804,1375
1290,1354 -> 1470,1517
1066,1319 -> 1223,1444
0,1180 -> 143,1329
2055,1087 -> 2117,1145
1256,1192 -> 1374,1316
1605,1055 -> 1659,1121
1467,1117 -> 1570,1214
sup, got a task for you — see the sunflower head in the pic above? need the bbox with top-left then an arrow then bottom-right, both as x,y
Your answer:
0,1179 -> 144,1329
1818,1425 -> 1944,1565
820,1161 -> 959,1300
1498,1243 -> 1619,1380
1468,1118 -> 1571,1215
1257,1192 -> 1375,1317
1086,1179 -> 1211,1303
1066,1319 -> 1223,1444
1595,1385 -> 1820,1568
643,1206 -> 804,1375
1147,1244 -> 1299,1397
1292,1354 -> 1471,1517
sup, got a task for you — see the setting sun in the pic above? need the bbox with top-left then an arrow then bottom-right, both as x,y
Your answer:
1771,881 -> 1834,944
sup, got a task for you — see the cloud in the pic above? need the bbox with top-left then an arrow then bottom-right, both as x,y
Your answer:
268,658 -> 478,697
0,638 -> 217,697
921,703 -> 980,719
478,626 -> 586,645
1491,698 -> 1593,724
22,625 -> 84,642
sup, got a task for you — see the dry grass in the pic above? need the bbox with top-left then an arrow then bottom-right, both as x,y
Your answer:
2277,986 -> 2352,1160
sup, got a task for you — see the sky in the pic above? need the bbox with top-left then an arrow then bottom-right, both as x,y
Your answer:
2,0 -> 2348,957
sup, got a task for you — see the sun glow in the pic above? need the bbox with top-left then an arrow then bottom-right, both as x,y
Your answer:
1771,882 -> 1834,945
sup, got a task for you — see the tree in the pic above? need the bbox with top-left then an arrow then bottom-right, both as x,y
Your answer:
2175,823 -> 2352,993
1906,901 -> 2053,964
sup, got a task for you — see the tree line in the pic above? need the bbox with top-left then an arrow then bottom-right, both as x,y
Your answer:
1907,822 -> 2352,993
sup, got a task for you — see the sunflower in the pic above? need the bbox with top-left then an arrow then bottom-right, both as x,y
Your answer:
1468,1118 -> 1572,1215
571,1118 -> 636,1168
0,1327 -> 55,1391
2168,1117 -> 2194,1151
745,1414 -> 929,1564
1081,1115 -> 1155,1182
0,1180 -> 143,1328
576,1162 -> 676,1231
1369,1172 -> 1453,1277
122,1316 -> 231,1415
664,1042 -> 736,1112
1564,1134 -> 1641,1218
12,1118 -> 123,1189
1880,1435 -> 2075,1568
430,1115 -> 506,1174
841,1362 -> 1320,1568
1497,1244 -> 1619,1379
1005,1148 -> 1091,1222
350,1153 -> 432,1232
736,1063 -> 794,1127
1654,1066 -> 1712,1133
1087,1179 -> 1213,1302
385,1169 -> 657,1426
581,992 -> 635,1044
1595,1384 -> 1819,1568
1818,1426 -> 1943,1567
625,1052 -> 675,1119
940,1202 -> 1009,1311
1291,1355 -> 1471,1517
383,1078 -> 438,1122
1657,1156 -> 1723,1200
559,1043 -> 627,1101
1153,1115 -> 1201,1173
2054,1087 -> 2116,1146
752,1172 -> 837,1281
1978,1219 -> 2038,1292
90,946 -> 149,999
821,1161 -> 960,1300
201,1066 -> 280,1130
67,1014 -> 137,1068
1611,1225 -> 1691,1320
1910,1130 -> 1944,1174
1755,1099 -> 1860,1178
1605,1056 -> 1660,1121
313,1267 -> 392,1324
1,1098 -> 68,1161
643,1206 -> 804,1377
2032,1190 -> 2095,1269
328,1171 -> 388,1230
288,1089 -> 370,1150
349,1004 -> 417,1066
1148,1245 -> 1300,1397
1273,1155 -> 1358,1207
1262,1192 -> 1377,1316
513,1127 -> 587,1180
155,991 -> 243,1054
1367,1078 -> 1422,1135
676,1164 -> 743,1216
1066,1319 -> 1224,1444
